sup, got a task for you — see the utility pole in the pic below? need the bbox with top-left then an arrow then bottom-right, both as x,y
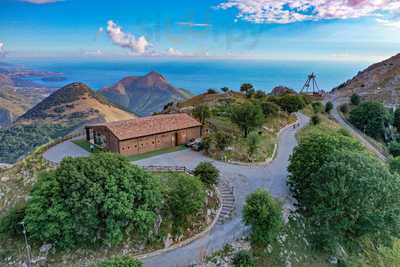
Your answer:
19,221 -> 32,267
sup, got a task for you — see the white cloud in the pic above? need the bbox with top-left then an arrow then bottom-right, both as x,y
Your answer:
217,0 -> 400,24
21,0 -> 62,4
166,48 -> 184,56
84,49 -> 103,56
105,20 -> 150,55
0,42 -> 5,57
177,22 -> 211,27
376,18 -> 400,29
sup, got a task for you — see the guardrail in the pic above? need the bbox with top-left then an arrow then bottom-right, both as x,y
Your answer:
141,165 -> 194,175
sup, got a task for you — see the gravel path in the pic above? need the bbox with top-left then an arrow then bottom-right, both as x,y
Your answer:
43,140 -> 89,164
135,113 -> 310,267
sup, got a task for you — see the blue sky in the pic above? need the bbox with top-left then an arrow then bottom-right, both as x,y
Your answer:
1,0 -> 400,61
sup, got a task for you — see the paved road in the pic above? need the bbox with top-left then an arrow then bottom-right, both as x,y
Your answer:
328,95 -> 387,162
43,139 -> 89,164
135,113 -> 310,267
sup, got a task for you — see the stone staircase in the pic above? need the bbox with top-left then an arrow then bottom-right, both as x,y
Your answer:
217,181 -> 235,224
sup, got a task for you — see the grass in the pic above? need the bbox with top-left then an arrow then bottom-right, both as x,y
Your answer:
72,139 -> 103,153
125,145 -> 187,161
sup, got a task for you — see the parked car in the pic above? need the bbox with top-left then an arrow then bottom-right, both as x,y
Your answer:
186,138 -> 203,151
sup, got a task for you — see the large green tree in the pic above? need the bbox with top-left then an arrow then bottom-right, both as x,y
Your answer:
24,153 -> 161,248
305,150 -> 400,249
349,101 -> 390,140
288,132 -> 363,209
276,95 -> 306,113
230,103 -> 264,137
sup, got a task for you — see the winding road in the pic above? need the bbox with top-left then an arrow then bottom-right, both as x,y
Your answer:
134,113 -> 310,267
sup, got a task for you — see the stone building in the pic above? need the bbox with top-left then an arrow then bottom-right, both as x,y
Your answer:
85,113 -> 202,156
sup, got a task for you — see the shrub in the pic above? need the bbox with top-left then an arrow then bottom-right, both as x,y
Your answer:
164,173 -> 206,227
351,93 -> 361,105
311,115 -> 321,125
389,157 -> 400,174
214,131 -> 233,152
337,128 -> 351,137
0,204 -> 25,237
311,102 -> 323,113
243,189 -> 283,247
247,132 -> 261,158
261,101 -> 280,116
340,103 -> 349,114
254,90 -> 266,98
305,150 -> 400,249
90,256 -> 142,267
389,141 -> 400,157
232,250 -> 256,267
325,101 -> 333,113
288,132 -> 363,208
349,101 -> 390,139
276,95 -> 306,113
240,83 -> 254,93
230,103 -> 264,137
207,88 -> 218,94
394,108 -> 400,132
24,153 -> 162,248
221,87 -> 229,93
193,162 -> 219,186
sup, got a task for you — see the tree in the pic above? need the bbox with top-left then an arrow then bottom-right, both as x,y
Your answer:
243,189 -> 283,247
288,132 -> 363,208
311,115 -> 321,125
394,108 -> 400,131
232,251 -> 256,267
230,103 -> 264,137
389,141 -> 400,157
247,132 -> 261,159
90,257 -> 142,267
164,173 -> 206,227
207,88 -> 218,94
304,150 -> 400,249
192,105 -> 211,124
24,153 -> 162,248
311,102 -> 323,113
325,101 -> 333,113
221,87 -> 229,93
349,101 -> 390,139
240,83 -> 254,94
214,131 -> 233,152
255,90 -> 267,98
389,157 -> 400,174
340,103 -> 349,114
351,93 -> 361,105
276,95 -> 306,113
261,101 -> 280,117
193,161 -> 219,186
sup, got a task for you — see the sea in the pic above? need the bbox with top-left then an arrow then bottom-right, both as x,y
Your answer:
7,59 -> 370,94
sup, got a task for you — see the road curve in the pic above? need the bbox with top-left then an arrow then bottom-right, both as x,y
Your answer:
328,95 -> 387,162
134,113 -> 310,267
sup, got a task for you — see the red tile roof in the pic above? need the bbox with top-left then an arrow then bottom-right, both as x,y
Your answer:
88,113 -> 201,140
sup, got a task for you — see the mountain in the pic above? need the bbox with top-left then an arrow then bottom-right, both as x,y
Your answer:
332,53 -> 400,105
100,71 -> 192,116
0,82 -> 136,164
0,74 -> 51,127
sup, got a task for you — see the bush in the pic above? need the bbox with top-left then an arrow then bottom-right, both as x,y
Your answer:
0,204 -> 25,237
221,87 -> 229,93
311,102 -> 323,113
389,157 -> 400,174
337,128 -> 351,137
304,150 -> 400,249
261,101 -> 280,116
325,101 -> 333,113
349,101 -> 390,139
243,189 -> 283,247
230,103 -> 264,137
207,88 -> 218,94
232,250 -> 256,267
276,95 -> 306,113
288,132 -> 363,208
193,162 -> 219,186
394,108 -> 400,131
247,132 -> 261,158
311,115 -> 321,125
340,103 -> 349,114
389,141 -> 400,157
240,83 -> 254,93
254,90 -> 266,98
214,131 -> 233,152
24,153 -> 162,248
164,173 -> 206,227
351,93 -> 361,105
90,256 -> 142,267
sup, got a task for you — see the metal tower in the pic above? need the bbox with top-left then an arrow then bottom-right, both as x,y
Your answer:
301,72 -> 320,94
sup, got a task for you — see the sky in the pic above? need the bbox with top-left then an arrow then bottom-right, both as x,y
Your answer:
1,0 -> 400,61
